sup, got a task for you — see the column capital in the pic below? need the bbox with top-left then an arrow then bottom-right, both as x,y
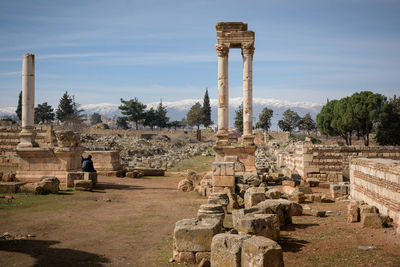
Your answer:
216,44 -> 229,57
241,42 -> 255,56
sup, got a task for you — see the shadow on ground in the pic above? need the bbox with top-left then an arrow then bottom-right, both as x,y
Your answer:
0,239 -> 109,266
281,223 -> 319,231
95,183 -> 144,191
279,236 -> 310,253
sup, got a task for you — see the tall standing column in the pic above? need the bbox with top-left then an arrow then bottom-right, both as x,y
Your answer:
242,42 -> 255,146
216,44 -> 230,146
18,53 -> 36,148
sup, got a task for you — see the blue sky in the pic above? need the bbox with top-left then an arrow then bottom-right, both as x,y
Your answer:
0,0 -> 399,108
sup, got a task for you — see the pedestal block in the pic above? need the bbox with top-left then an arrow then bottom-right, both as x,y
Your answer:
16,146 -> 84,187
214,145 -> 256,172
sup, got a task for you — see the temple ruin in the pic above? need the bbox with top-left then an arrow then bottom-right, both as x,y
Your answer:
213,22 -> 257,193
14,53 -> 88,188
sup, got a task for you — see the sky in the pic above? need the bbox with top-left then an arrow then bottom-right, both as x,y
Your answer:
0,0 -> 399,108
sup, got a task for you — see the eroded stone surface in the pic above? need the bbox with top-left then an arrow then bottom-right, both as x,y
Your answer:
173,218 -> 222,252
211,233 -> 251,267
241,236 -> 284,267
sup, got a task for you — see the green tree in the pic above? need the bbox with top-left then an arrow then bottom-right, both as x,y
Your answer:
278,109 -> 300,132
256,107 -> 273,132
143,107 -> 157,130
299,113 -> 316,135
16,91 -> 22,120
116,116 -> 129,129
155,100 -> 169,130
119,97 -> 146,130
202,88 -> 213,128
332,97 -> 359,145
169,120 -> 181,130
234,104 -> 243,133
90,113 -> 102,125
56,91 -> 84,122
350,91 -> 386,146
376,95 -> 400,145
34,102 -> 54,124
317,99 -> 338,137
180,117 -> 188,129
187,102 -> 203,130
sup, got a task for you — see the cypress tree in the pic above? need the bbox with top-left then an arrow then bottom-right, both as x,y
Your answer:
16,91 -> 22,120
202,88 -> 212,128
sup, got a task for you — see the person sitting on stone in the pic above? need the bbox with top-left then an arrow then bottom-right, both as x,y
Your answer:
82,155 -> 96,172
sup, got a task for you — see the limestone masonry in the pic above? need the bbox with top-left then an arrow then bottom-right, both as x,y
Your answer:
350,158 -> 400,226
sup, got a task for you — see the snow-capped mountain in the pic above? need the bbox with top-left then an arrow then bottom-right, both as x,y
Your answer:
0,98 -> 323,129
0,106 -> 18,118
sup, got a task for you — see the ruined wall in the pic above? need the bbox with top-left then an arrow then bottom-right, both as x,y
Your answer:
350,158 -> 400,226
278,142 -> 400,182
0,125 -> 53,166
265,131 -> 289,143
82,150 -> 122,172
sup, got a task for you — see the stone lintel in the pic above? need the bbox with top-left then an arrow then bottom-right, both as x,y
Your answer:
217,31 -> 255,48
216,22 -> 247,32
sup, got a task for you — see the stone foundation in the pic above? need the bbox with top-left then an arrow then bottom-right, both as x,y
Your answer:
82,150 -> 123,176
16,146 -> 84,188
0,125 -> 55,166
278,141 -> 400,182
350,158 -> 400,226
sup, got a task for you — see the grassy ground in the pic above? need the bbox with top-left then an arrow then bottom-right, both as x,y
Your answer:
168,153 -> 215,173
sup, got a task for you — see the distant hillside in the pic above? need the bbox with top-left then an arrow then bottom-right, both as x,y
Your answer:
1,97 -> 323,129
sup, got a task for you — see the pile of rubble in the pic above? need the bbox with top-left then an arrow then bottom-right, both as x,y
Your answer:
81,133 -> 213,170
172,191 -> 293,266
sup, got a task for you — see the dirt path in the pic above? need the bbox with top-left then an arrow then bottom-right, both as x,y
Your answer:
1,174 -> 400,267
0,173 -> 205,266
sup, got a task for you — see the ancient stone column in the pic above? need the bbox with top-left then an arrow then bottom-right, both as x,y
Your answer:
216,44 -> 230,146
18,53 -> 36,148
242,42 -> 255,146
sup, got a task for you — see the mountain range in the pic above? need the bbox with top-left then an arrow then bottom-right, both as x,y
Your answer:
0,97 -> 323,129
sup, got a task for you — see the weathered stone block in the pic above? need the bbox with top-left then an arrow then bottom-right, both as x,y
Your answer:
241,236 -> 284,267
178,178 -> 194,192
330,184 -> 349,199
244,191 -> 266,209
306,178 -> 320,187
347,202 -> 359,223
196,252 -> 211,264
197,204 -> 225,223
288,191 -> 306,203
265,189 -> 281,199
66,172 -> 84,188
173,218 -> 222,252
298,187 -> 313,194
359,205 -> 378,216
178,251 -> 195,264
282,180 -> 296,187
361,213 -> 382,228
211,233 -> 251,267
213,175 -> 235,187
235,213 -> 280,241
310,209 -> 326,217
74,179 -> 92,191
84,172 -> 97,187
39,176 -> 60,194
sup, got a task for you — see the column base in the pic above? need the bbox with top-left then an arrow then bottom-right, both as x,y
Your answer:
17,127 -> 37,148
216,131 -> 230,146
241,134 -> 255,146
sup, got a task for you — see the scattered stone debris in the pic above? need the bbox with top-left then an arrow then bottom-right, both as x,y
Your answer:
19,176 -> 60,195
1,232 -> 36,240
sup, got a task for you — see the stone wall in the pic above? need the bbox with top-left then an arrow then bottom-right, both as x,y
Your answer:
265,131 -> 289,143
278,141 -> 400,182
350,158 -> 400,226
82,150 -> 123,176
0,125 -> 52,166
